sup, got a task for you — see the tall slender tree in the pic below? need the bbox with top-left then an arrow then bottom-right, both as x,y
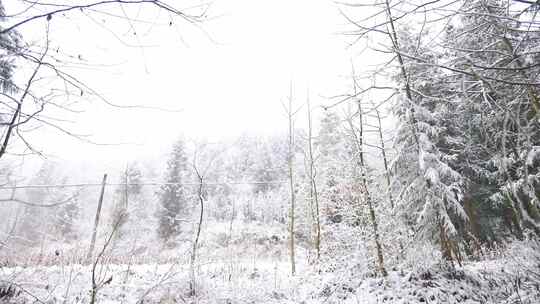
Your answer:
110,163 -> 142,239
157,138 -> 189,243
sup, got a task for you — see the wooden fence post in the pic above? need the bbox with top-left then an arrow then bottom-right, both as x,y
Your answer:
87,174 -> 107,262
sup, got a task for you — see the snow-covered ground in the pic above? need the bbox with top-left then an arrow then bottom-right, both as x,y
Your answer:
2,243 -> 540,304
2,219 -> 539,304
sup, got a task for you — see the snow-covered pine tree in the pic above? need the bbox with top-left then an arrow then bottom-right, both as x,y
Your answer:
157,137 -> 189,244
110,163 -> 142,239
53,176 -> 80,242
18,162 -> 78,245
440,0 -> 540,239
0,2 -> 21,95
19,163 -> 57,246
315,110 -> 352,224
390,26 -> 466,263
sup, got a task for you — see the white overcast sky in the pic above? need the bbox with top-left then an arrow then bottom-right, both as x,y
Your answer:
5,0 -> 381,171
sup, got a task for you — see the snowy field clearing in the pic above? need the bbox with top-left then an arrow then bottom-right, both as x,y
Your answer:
2,248 -> 540,304
1,222 -> 540,303
1,258 -> 305,304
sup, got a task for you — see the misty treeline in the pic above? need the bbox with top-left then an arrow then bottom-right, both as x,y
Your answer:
0,128 -> 370,259
1,0 -> 540,303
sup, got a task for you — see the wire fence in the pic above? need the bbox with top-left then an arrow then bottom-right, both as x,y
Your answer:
0,177 -> 295,267
0,180 -> 289,190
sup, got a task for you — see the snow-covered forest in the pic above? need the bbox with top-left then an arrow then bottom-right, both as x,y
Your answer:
1,0 -> 540,303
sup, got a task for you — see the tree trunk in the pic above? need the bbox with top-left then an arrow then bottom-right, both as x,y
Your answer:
190,174 -> 204,296
286,88 -> 296,276
346,80 -> 387,276
306,96 -> 321,260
